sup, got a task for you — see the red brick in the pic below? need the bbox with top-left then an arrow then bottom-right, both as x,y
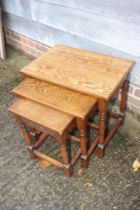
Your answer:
8,38 -> 18,48
20,42 -> 30,52
21,36 -> 35,46
12,39 -> 21,49
11,32 -> 21,41
4,28 -> 11,37
28,47 -> 43,57
5,37 -> 13,44
35,43 -> 49,52
4,28 -> 50,57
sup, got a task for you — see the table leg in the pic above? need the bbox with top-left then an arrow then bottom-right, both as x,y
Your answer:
96,100 -> 108,159
15,117 -> 35,159
120,79 -> 129,125
60,144 -> 73,177
77,118 -> 89,168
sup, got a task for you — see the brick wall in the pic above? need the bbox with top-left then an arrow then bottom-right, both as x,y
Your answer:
128,83 -> 140,115
4,28 -> 140,115
4,28 -> 50,57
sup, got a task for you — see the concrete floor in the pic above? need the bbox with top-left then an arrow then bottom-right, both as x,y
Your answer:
0,48 -> 140,210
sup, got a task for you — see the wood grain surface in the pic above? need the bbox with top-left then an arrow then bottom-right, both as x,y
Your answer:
12,78 -> 97,119
20,45 -> 134,100
8,98 -> 74,134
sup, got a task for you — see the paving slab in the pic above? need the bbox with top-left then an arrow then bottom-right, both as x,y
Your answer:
0,48 -> 140,210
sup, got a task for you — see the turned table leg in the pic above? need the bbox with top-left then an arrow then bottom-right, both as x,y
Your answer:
120,79 -> 129,125
60,138 -> 73,177
96,100 -> 108,159
77,118 -> 89,168
15,117 -> 35,158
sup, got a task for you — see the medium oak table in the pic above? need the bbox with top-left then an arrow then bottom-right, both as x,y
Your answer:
20,45 -> 134,163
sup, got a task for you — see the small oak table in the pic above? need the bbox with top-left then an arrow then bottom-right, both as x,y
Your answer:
20,45 -> 134,162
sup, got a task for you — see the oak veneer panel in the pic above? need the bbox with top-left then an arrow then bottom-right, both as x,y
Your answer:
12,78 -> 97,119
20,45 -> 134,100
8,98 -> 74,135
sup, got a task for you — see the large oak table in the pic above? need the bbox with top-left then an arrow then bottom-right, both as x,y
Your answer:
20,45 -> 134,164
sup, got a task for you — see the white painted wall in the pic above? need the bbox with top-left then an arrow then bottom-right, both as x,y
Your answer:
1,0 -> 140,84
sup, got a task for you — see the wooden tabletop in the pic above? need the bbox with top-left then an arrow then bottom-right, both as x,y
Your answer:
20,45 -> 134,101
12,78 -> 97,119
8,98 -> 74,135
